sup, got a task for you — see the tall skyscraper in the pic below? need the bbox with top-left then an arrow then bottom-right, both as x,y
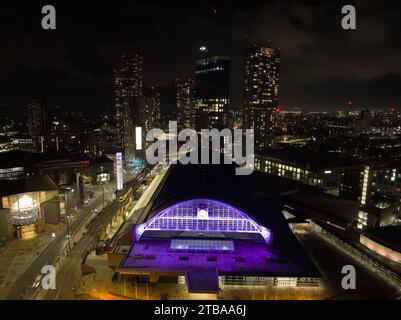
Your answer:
27,98 -> 47,136
27,97 -> 47,152
158,85 -> 176,129
195,56 -> 230,130
243,43 -> 280,151
114,54 -> 143,161
145,85 -> 162,127
133,96 -> 160,152
174,78 -> 196,130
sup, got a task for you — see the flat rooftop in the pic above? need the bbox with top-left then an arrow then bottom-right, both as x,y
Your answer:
257,147 -> 364,170
284,188 -> 360,226
0,175 -> 59,197
118,237 -> 320,293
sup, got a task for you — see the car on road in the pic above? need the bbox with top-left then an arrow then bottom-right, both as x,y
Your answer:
32,274 -> 43,288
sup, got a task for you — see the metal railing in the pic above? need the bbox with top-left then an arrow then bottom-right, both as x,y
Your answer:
310,222 -> 401,288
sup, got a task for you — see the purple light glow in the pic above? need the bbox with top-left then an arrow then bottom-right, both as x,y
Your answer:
135,199 -> 272,244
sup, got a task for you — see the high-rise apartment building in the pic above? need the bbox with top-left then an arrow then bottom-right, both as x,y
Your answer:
174,78 -> 196,130
145,85 -> 162,127
27,98 -> 46,136
243,43 -> 280,151
114,54 -> 143,161
134,96 -> 160,151
27,97 -> 47,152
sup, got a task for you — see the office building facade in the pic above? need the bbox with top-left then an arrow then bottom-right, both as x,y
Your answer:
195,56 -> 230,130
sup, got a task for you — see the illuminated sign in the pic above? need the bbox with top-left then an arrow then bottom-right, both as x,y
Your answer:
97,173 -> 110,183
116,152 -> 123,191
136,127 -> 142,150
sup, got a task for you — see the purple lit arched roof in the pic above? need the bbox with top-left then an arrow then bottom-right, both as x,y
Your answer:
135,199 -> 272,244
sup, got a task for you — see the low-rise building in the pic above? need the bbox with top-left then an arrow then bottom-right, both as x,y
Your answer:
255,148 -> 369,204
0,175 -> 59,242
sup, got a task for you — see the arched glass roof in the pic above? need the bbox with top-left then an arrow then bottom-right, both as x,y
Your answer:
135,199 -> 272,244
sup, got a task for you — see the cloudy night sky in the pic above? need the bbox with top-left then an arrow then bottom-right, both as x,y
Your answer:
0,0 -> 400,114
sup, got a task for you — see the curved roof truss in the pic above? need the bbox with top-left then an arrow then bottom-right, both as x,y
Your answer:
135,199 -> 272,244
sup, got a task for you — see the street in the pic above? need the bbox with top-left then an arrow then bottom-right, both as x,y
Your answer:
5,183 -> 114,300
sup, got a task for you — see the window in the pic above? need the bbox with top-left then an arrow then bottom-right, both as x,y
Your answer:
170,239 -> 234,252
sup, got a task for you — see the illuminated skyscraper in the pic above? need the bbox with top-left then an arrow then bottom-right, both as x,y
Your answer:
243,43 -> 280,151
195,56 -> 230,130
174,78 -> 196,130
27,98 -> 46,136
145,85 -> 162,127
114,54 -> 143,161
133,96 -> 160,152
27,97 -> 47,152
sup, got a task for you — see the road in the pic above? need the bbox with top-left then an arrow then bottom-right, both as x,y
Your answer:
313,221 -> 401,277
43,233 -> 98,299
295,225 -> 399,299
41,168 -> 152,299
5,184 -> 113,300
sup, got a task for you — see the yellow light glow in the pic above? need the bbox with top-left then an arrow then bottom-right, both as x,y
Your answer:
12,194 -> 36,211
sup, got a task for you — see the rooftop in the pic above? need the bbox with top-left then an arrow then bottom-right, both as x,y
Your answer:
0,175 -> 59,197
284,188 -> 360,226
257,147 -> 365,170
119,238 -> 319,293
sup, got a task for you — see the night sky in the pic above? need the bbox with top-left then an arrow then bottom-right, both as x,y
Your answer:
0,0 -> 400,115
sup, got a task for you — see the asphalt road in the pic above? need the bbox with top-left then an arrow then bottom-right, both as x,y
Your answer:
43,233 -> 98,300
5,185 -> 113,300
6,168 -> 150,300
42,169 -> 152,300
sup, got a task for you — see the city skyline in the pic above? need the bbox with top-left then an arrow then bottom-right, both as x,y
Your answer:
0,1 -> 401,304
0,1 -> 400,114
